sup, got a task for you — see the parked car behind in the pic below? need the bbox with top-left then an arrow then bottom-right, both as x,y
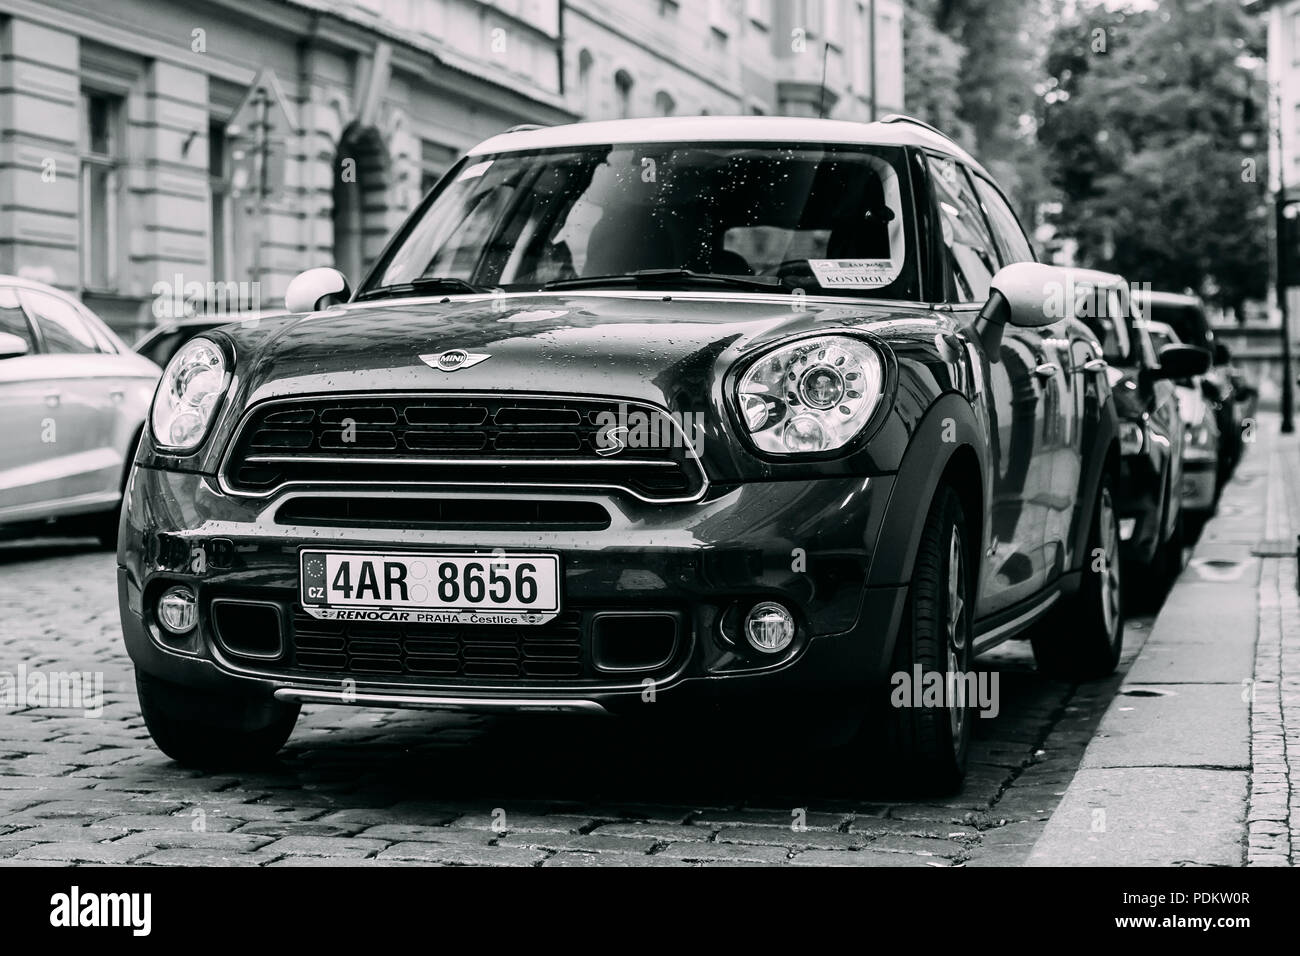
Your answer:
134,309 -> 288,370
0,276 -> 160,547
1077,285 -> 1208,604
119,115 -> 1125,791
1134,290 -> 1243,481
1145,320 -> 1220,535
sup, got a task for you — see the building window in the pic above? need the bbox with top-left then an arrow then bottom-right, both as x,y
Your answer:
209,120 -> 232,283
421,140 -> 457,197
852,1 -> 869,92
576,48 -> 594,117
614,69 -> 634,119
654,91 -> 677,117
79,91 -> 123,291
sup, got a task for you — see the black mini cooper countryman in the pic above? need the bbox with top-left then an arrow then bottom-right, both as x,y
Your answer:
119,115 -> 1124,790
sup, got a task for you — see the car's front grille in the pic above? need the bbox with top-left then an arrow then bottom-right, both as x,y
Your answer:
222,394 -> 706,501
266,606 -> 685,683
291,607 -> 588,680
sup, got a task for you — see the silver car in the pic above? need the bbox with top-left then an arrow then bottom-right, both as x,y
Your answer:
0,276 -> 160,546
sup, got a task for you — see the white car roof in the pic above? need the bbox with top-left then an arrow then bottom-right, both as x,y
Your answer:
468,115 -> 985,175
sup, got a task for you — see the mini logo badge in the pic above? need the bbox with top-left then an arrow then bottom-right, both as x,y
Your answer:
420,349 -> 490,372
595,425 -> 628,457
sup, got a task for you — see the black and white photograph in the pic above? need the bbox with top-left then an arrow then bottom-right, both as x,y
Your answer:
0,0 -> 1292,928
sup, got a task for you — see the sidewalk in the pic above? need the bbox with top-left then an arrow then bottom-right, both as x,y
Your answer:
1028,413 -> 1298,866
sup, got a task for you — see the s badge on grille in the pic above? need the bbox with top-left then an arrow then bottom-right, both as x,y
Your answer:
420,349 -> 491,372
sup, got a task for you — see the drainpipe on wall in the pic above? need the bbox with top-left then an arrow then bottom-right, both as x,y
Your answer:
868,0 -> 877,121
557,0 -> 566,99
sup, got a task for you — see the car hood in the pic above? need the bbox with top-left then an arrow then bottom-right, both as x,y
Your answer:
225,291 -> 936,411
196,291 -> 944,483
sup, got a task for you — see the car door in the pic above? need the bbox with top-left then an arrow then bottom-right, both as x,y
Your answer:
971,172 -> 1078,579
15,288 -> 124,510
1130,302 -> 1183,537
0,284 -> 56,519
927,154 -> 1050,615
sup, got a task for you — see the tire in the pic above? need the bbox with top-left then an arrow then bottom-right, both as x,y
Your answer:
1150,504 -> 1185,594
1127,479 -> 1183,611
870,486 -> 973,794
1031,477 -> 1124,680
137,671 -> 299,768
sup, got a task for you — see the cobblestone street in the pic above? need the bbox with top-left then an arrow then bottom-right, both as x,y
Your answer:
0,540 -> 1151,867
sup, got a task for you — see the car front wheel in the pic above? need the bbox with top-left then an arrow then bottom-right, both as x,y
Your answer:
873,485 -> 973,794
136,671 -> 299,768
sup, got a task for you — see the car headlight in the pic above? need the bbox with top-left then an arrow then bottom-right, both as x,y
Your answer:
1119,420 -> 1145,456
737,335 -> 884,454
150,337 -> 229,452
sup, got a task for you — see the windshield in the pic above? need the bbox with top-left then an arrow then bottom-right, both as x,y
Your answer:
365,142 -> 918,300
1144,300 -> 1211,352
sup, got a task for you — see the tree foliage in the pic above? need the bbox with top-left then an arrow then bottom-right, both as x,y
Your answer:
1037,0 -> 1269,314
904,0 -> 1061,223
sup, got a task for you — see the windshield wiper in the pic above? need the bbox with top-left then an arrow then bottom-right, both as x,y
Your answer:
355,277 -> 488,301
542,269 -> 786,293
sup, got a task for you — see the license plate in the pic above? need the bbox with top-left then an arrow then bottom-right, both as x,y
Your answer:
300,550 -> 561,625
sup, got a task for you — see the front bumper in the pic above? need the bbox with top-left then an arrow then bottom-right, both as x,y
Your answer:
118,466 -> 909,718
1181,455 -> 1217,513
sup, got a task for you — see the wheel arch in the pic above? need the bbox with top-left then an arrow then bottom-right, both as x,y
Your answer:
1068,403 -> 1121,573
866,393 -> 988,590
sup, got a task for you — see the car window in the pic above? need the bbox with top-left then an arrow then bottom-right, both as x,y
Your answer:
1146,323 -> 1180,353
927,156 -> 999,302
22,290 -> 103,354
74,302 -> 119,353
1129,306 -> 1160,368
972,176 -> 1035,265
1143,300 -> 1211,353
1078,289 -> 1133,366
0,286 -> 36,352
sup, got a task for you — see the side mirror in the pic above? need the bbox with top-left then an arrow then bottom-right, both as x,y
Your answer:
1153,344 -> 1211,380
285,267 -> 351,314
975,262 -> 1124,356
1213,342 -> 1232,365
0,331 -> 30,359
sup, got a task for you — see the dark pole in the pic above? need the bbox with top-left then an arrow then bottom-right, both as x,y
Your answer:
1278,90 -> 1295,434
1280,195 -> 1295,433
868,0 -> 877,121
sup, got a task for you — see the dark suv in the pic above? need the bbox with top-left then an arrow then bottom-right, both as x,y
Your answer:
1135,290 -> 1243,487
1082,287 -> 1209,600
120,115 -> 1124,791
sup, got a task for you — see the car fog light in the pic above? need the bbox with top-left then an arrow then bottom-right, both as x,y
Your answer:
158,587 -> 197,634
744,602 -> 795,654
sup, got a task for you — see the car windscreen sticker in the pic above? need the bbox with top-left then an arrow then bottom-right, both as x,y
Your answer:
808,259 -> 897,288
